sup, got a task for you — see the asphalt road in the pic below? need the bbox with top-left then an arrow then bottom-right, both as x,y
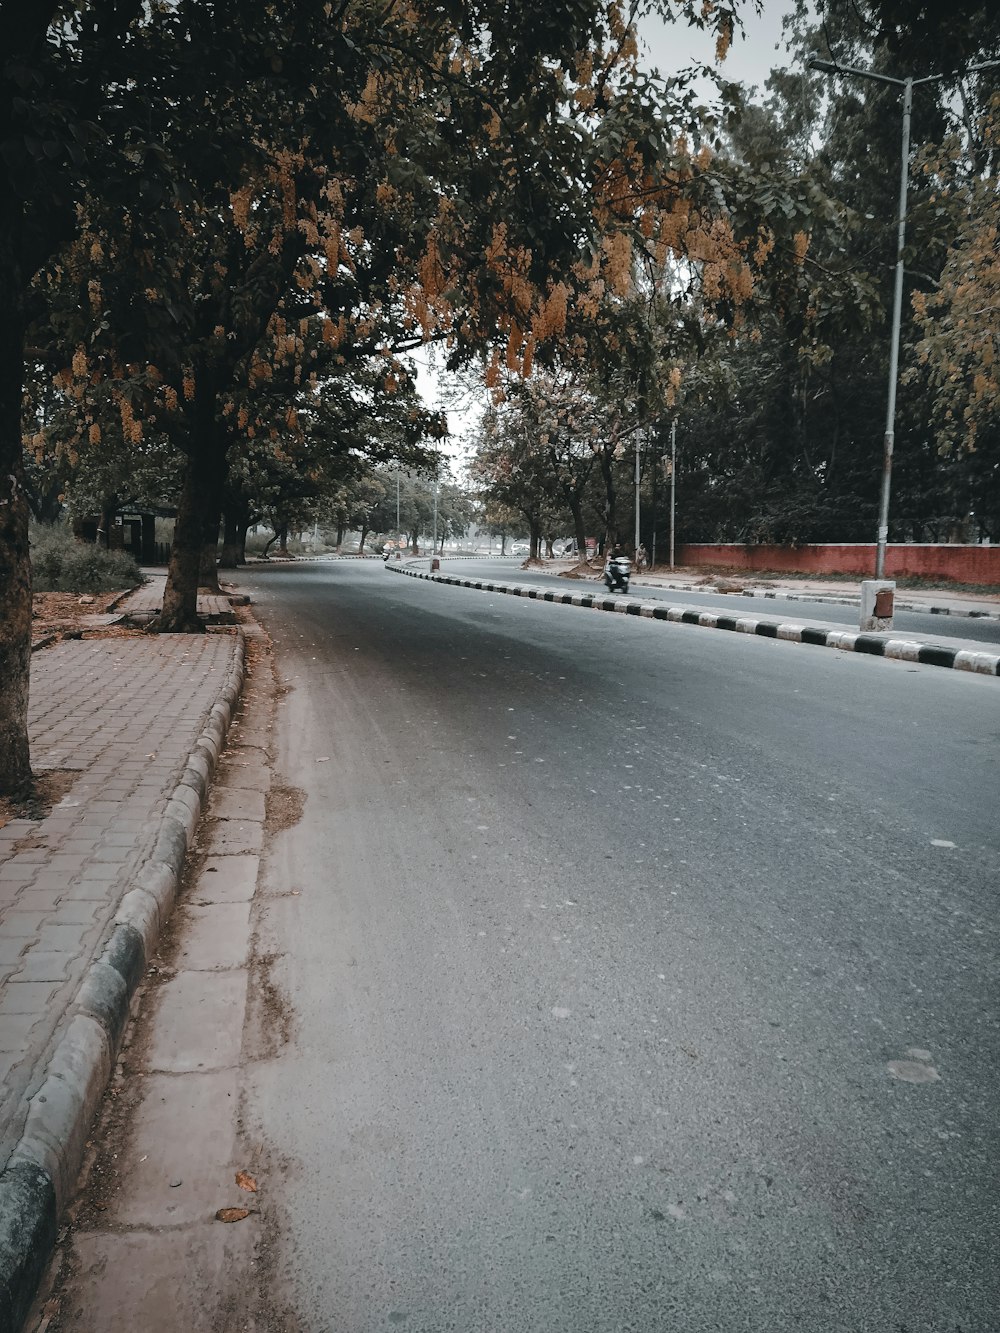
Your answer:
242,559 -> 999,1333
448,557 -> 1000,646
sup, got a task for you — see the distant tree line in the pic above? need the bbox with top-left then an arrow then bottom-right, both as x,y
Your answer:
470,1 -> 1000,553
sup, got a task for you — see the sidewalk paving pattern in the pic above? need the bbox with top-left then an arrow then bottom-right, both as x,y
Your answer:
118,577 -> 236,624
0,626 -> 245,1329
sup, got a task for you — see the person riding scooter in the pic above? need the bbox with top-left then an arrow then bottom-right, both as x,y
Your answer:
603,544 -> 631,594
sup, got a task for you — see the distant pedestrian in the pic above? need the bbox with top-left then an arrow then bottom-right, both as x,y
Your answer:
636,543 -> 648,571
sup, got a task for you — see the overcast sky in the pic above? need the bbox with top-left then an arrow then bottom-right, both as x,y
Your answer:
637,1 -> 799,94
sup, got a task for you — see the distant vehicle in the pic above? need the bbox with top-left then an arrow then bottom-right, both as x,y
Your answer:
510,542 -> 530,555
603,553 -> 631,594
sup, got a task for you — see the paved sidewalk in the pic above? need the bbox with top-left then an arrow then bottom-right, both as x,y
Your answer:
0,630 -> 245,1329
119,574 -> 238,624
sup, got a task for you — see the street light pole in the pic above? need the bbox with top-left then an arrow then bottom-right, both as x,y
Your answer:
669,418 -> 676,570
877,74 -> 913,579
634,436 -> 641,555
807,53 -> 1000,579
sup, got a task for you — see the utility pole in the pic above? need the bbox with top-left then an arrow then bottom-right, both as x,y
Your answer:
669,418 -> 676,569
633,436 -> 641,554
807,52 -> 1000,580
650,431 -> 658,571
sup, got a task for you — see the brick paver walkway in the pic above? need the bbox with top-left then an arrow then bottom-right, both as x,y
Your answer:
0,635 -> 239,1168
120,575 -> 234,621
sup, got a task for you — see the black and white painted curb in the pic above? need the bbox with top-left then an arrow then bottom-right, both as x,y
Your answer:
642,580 -> 1000,622
0,633 -> 247,1332
387,563 -> 1000,677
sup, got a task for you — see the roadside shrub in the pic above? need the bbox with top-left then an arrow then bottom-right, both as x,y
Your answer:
30,522 -> 143,593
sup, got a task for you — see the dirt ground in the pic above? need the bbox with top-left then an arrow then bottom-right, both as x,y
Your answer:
31,589 -> 132,642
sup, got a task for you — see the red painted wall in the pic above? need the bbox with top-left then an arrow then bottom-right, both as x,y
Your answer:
676,544 -> 1000,585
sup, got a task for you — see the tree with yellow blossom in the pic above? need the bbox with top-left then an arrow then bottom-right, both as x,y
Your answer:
4,0 -> 779,793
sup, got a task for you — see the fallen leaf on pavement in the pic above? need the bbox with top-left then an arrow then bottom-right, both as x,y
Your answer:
235,1170 -> 258,1193
215,1207 -> 252,1223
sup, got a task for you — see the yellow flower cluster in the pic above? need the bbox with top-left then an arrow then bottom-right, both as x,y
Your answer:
119,396 -> 143,444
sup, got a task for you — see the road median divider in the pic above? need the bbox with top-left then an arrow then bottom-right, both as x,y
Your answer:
387,561 -> 1000,678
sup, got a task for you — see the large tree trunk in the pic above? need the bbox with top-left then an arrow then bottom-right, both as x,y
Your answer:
600,449 -> 617,555
157,451 -> 209,632
98,495 -> 118,549
198,445 -> 225,589
528,519 -> 541,560
199,537 -> 221,591
219,506 -> 242,569
570,496 -> 588,563
358,523 -> 368,553
157,374 -> 225,632
0,205 -> 32,794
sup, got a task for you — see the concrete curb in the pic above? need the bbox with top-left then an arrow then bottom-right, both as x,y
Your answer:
279,553 -> 383,562
635,579 -> 1000,622
387,564 -> 1000,678
447,563 -> 999,621
496,566 -> 999,622
105,582 -> 143,613
0,631 -> 247,1331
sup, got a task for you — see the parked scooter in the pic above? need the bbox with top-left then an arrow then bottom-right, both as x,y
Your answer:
603,553 -> 631,594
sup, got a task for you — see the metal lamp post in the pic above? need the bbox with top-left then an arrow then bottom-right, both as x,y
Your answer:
807,53 -> 999,581
634,436 -> 642,555
669,418 -> 676,570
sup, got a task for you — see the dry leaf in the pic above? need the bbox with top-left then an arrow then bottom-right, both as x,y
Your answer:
235,1170 -> 258,1193
215,1207 -> 251,1223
